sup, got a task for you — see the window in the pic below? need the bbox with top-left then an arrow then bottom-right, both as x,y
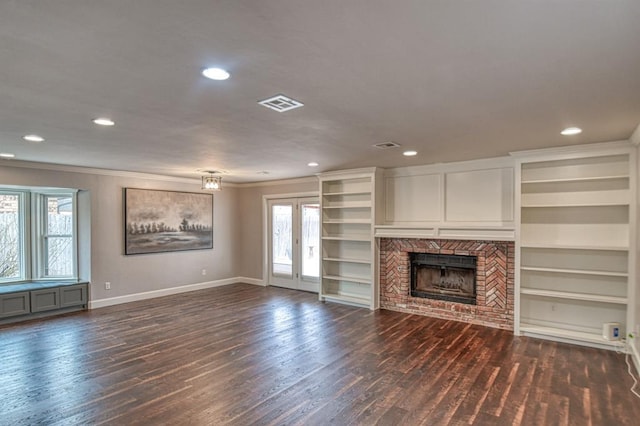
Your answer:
0,193 -> 24,281
40,194 -> 75,277
0,189 -> 77,284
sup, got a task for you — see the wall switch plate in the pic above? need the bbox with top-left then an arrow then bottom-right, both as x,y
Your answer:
105,282 -> 111,290
201,269 -> 207,276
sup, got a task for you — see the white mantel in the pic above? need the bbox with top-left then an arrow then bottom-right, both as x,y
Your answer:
374,224 -> 515,241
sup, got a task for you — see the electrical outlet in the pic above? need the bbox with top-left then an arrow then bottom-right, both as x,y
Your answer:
105,282 -> 111,290
551,303 -> 556,312
201,269 -> 207,276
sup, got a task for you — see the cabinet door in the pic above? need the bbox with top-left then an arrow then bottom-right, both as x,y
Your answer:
31,288 -> 60,313
0,292 -> 30,318
60,284 -> 87,308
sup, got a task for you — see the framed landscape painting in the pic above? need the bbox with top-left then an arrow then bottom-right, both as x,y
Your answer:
124,188 -> 213,255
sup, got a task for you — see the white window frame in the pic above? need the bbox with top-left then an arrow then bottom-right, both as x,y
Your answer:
0,187 -> 78,284
0,190 -> 27,283
33,191 -> 78,280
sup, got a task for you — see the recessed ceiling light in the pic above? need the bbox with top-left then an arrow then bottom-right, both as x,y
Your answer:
23,134 -> 44,142
307,162 -> 319,167
561,127 -> 582,135
403,150 -> 418,156
202,67 -> 230,81
93,118 -> 115,126
0,153 -> 15,158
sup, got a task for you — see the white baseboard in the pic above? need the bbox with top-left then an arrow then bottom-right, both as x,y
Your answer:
89,277 -> 262,309
631,339 -> 640,377
236,276 -> 265,286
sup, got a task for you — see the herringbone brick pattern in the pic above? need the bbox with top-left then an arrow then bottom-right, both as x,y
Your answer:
380,238 -> 515,330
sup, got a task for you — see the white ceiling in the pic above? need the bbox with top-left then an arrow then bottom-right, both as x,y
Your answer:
1,1 -> 639,182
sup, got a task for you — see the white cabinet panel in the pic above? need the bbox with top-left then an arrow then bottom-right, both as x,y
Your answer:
384,173 -> 440,223
445,168 -> 514,222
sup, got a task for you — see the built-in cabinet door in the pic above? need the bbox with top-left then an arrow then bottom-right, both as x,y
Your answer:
268,197 -> 319,292
31,288 -> 60,313
0,292 -> 30,318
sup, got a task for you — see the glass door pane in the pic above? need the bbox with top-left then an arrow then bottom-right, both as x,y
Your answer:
272,204 -> 293,278
301,203 -> 320,279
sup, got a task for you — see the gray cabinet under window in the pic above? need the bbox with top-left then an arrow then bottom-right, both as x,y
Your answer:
0,282 -> 88,323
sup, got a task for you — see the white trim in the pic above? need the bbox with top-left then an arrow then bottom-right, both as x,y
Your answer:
239,176 -> 318,188
317,167 -> 379,181
88,277 -> 258,309
373,225 -> 515,241
262,191 -> 320,288
237,276 -> 266,286
1,159 -> 208,185
262,191 -> 318,201
630,123 -> 640,146
510,140 -> 632,159
631,339 -> 640,377
262,194 -> 320,291
384,157 -> 514,178
0,159 -> 322,187
520,329 -> 625,352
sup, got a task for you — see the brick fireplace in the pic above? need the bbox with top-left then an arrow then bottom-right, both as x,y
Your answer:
380,238 -> 515,330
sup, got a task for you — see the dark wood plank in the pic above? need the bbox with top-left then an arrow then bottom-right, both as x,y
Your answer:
0,283 -> 639,425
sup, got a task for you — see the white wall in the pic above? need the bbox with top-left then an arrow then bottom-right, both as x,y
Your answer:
0,163 -> 239,303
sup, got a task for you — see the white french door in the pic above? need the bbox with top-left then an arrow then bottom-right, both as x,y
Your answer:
268,197 -> 320,292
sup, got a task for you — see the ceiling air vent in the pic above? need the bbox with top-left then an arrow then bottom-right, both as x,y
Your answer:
373,141 -> 401,149
258,94 -> 304,112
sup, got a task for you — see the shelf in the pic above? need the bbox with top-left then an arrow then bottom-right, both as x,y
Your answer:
323,257 -> 371,264
322,236 -> 370,242
521,175 -> 629,185
520,243 -> 628,251
520,288 -> 627,304
520,266 -> 627,278
323,274 -> 371,285
323,202 -> 371,209
520,223 -> 629,250
321,293 -> 370,307
522,202 -> 628,208
323,219 -> 372,224
519,324 -> 624,348
323,191 -> 371,196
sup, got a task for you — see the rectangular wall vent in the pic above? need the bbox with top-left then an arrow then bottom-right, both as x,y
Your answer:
373,141 -> 401,149
258,94 -> 304,112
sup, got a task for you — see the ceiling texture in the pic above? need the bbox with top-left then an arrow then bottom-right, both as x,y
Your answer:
0,0 -> 639,182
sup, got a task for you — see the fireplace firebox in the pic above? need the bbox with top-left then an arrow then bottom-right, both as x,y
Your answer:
410,253 -> 477,305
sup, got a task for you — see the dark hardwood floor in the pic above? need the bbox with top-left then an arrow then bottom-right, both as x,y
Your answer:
1,283 -> 639,425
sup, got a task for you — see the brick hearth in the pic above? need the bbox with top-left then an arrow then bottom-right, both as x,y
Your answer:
380,238 -> 515,330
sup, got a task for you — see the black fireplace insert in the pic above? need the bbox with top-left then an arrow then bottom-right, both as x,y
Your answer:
410,253 -> 477,305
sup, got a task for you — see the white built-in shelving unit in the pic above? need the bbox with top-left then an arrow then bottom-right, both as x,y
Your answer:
515,147 -> 636,349
318,168 -> 382,309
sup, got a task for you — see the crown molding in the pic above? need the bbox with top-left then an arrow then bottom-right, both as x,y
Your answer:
0,159 -> 246,187
238,175 -> 318,188
510,140 -> 632,158
630,123 -> 640,146
0,159 -> 322,188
